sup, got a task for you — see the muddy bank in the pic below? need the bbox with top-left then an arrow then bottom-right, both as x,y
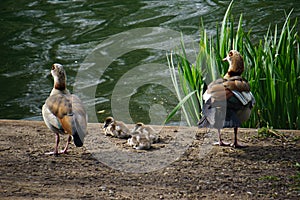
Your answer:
0,120 -> 299,199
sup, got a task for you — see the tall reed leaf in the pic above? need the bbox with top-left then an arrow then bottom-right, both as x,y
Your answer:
166,1 -> 299,129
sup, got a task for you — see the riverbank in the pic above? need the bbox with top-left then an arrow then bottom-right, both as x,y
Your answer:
0,120 -> 299,199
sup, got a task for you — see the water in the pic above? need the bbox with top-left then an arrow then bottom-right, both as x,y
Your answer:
0,0 -> 299,124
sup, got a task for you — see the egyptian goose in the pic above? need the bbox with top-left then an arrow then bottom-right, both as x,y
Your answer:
103,117 -> 131,139
198,50 -> 255,148
42,63 -> 88,155
127,131 -> 152,150
131,122 -> 160,143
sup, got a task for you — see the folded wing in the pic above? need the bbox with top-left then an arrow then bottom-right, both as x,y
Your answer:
43,94 -> 87,147
199,76 -> 255,129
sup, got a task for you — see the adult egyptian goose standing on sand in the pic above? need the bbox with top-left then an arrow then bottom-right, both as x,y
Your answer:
198,50 -> 255,148
42,63 -> 88,155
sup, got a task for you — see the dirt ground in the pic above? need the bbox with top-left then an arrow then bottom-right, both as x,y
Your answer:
0,120 -> 299,200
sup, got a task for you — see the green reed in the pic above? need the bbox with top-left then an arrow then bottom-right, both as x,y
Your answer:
166,1 -> 300,129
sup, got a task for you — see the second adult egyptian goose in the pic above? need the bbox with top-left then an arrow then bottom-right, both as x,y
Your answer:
198,50 -> 255,148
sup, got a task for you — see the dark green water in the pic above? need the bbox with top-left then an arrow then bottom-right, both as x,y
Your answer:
0,0 -> 299,124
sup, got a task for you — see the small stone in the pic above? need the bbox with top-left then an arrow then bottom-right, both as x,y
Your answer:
108,190 -> 114,195
99,186 -> 106,191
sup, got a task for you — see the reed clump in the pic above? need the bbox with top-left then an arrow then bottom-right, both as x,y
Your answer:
166,1 -> 299,129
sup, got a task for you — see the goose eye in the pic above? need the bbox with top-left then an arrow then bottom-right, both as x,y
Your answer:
51,64 -> 55,70
229,51 -> 233,57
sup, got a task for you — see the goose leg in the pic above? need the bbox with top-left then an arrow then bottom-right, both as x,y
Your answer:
231,127 -> 246,148
214,129 -> 230,146
45,133 -> 60,155
61,135 -> 72,154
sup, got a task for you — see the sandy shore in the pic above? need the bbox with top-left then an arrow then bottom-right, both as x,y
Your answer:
0,120 -> 299,199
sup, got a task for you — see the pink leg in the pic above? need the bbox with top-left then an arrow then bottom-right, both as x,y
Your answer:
231,127 -> 246,148
45,133 -> 60,155
60,135 -> 72,154
213,129 -> 230,146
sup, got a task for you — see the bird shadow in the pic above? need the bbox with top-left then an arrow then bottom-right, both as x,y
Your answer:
231,144 -> 300,163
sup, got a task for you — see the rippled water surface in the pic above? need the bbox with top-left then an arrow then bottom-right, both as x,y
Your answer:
0,0 -> 299,123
